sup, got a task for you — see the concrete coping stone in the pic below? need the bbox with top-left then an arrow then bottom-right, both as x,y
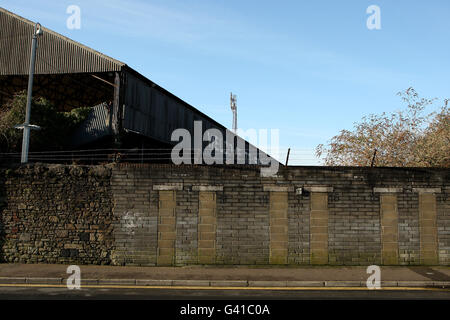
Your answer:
303,186 -> 333,193
324,281 -> 362,287
80,279 -> 99,285
412,187 -> 441,194
380,281 -> 399,287
373,187 -> 403,193
136,279 -> 173,286
0,278 -> 447,288
172,280 -> 211,287
209,280 -> 248,287
248,280 -> 287,287
286,281 -> 324,287
433,281 -> 450,288
263,185 -> 293,192
192,185 -> 224,192
396,281 -> 437,287
0,277 -> 26,284
97,279 -> 137,285
26,277 -> 63,284
153,183 -> 183,191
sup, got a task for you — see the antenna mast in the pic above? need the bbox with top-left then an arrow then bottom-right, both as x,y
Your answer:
230,92 -> 237,133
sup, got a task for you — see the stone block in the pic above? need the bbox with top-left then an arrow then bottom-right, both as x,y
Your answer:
158,225 -> 176,232
198,255 -> 215,264
199,208 -> 216,217
310,234 -> 328,242
198,248 -> 215,256
158,232 -> 176,240
310,193 -> 328,210
199,216 -> 216,225
158,248 -> 175,256
198,224 -> 215,233
157,255 -> 174,266
311,251 -> 328,265
310,218 -> 328,227
269,255 -> 288,265
270,241 -> 288,249
198,240 -> 215,249
198,232 -> 216,241
310,210 -> 328,220
159,216 -> 176,225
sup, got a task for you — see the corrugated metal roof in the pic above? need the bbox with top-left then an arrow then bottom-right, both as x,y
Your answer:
0,7 -> 125,75
123,70 -> 220,144
0,7 -> 279,165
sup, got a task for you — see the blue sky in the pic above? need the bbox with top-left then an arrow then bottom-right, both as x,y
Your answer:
1,0 -> 449,164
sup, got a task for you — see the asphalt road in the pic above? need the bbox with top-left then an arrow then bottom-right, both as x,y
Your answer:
0,286 -> 449,300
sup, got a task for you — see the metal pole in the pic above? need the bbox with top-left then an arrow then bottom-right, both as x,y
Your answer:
230,93 -> 237,133
21,23 -> 41,163
285,148 -> 291,166
370,148 -> 377,167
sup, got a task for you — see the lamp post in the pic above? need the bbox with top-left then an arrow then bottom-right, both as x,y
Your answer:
16,22 -> 43,163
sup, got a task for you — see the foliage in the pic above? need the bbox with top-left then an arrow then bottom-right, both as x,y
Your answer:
0,91 -> 91,152
316,88 -> 449,167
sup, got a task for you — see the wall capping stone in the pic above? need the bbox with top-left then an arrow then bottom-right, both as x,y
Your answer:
412,187 -> 441,194
304,186 -> 333,193
153,183 -> 183,191
263,185 -> 293,192
373,187 -> 403,193
192,185 -> 223,192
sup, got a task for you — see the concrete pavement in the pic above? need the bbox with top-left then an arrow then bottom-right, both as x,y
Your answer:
0,264 -> 449,289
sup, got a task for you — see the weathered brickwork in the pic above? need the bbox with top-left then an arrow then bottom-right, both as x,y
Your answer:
268,190 -> 288,264
156,190 -> 177,266
176,188 -> 199,265
110,168 -> 158,266
380,194 -> 399,265
0,164 -> 448,266
197,191 -> 216,264
419,193 -> 438,265
310,192 -> 329,264
328,185 -> 381,265
287,191 -> 310,265
215,182 -> 270,265
398,192 -> 420,265
437,187 -> 450,265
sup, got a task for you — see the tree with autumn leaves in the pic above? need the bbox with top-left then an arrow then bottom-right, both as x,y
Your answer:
316,88 -> 449,167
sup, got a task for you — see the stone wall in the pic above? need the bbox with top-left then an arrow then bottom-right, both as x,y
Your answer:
0,163 -> 448,266
0,165 -> 115,264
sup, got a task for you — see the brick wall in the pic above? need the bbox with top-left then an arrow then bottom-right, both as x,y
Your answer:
0,163 -> 448,266
437,188 -> 450,265
398,192 -> 420,265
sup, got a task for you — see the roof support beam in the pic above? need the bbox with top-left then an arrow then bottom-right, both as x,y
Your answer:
112,72 -> 122,147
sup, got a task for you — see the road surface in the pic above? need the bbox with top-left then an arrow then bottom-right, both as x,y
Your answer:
0,285 -> 449,300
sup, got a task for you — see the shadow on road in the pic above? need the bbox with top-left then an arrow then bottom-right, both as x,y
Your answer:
408,267 -> 450,281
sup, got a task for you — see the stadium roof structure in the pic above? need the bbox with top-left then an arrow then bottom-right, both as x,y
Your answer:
0,7 -> 278,166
